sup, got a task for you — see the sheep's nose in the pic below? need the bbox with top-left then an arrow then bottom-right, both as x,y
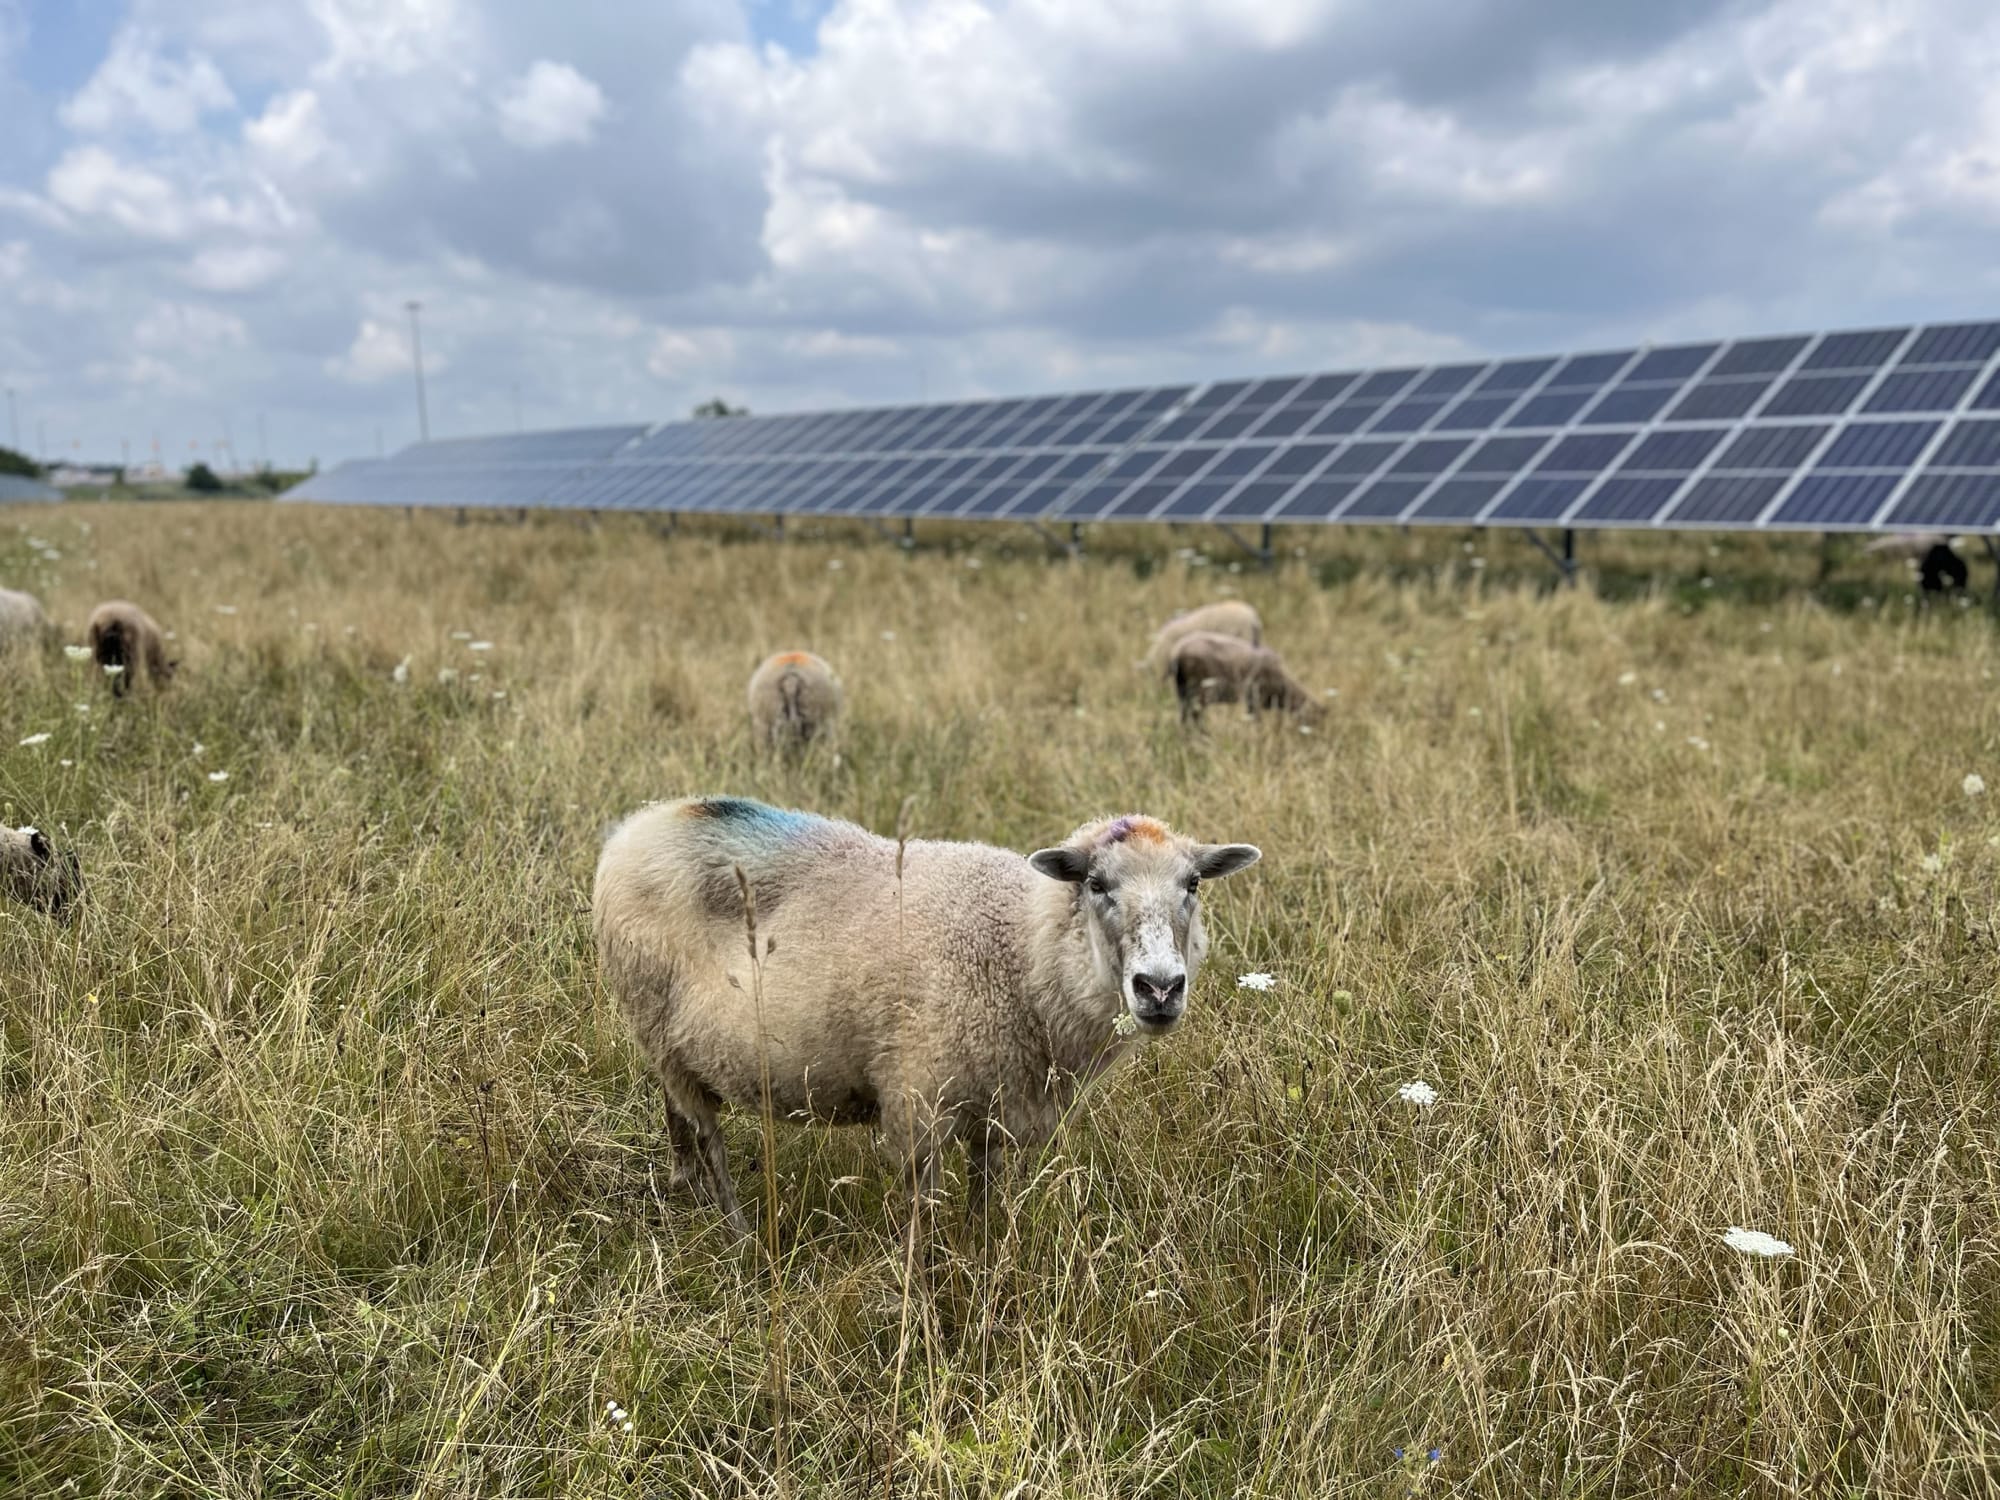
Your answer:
1130,972 -> 1187,1023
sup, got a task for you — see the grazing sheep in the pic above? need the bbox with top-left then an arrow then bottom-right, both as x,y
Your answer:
0,825 -> 82,915
0,587 -> 51,650
1919,542 -> 1969,594
87,600 -> 177,696
1168,630 -> 1323,724
594,797 -> 1261,1231
1144,600 -> 1262,675
747,650 -> 841,749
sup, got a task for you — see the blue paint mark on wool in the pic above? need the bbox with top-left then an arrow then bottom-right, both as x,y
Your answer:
686,797 -> 820,841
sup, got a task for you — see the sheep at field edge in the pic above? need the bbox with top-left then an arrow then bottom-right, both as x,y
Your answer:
747,650 -> 841,749
1168,630 -> 1324,724
87,600 -> 177,696
1142,599 -> 1262,675
0,825 -> 82,915
593,796 -> 1261,1232
0,586 -> 52,649
1919,542 -> 1969,594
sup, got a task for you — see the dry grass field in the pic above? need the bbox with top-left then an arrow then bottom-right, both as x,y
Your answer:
2,500 -> 1998,1497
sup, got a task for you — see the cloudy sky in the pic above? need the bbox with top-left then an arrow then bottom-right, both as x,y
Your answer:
3,0 -> 2000,469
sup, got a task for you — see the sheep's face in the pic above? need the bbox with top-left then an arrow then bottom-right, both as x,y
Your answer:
1031,817 -> 1260,1034
1,826 -> 82,915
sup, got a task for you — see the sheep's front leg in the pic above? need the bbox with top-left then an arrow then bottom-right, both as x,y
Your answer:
880,1090 -> 948,1217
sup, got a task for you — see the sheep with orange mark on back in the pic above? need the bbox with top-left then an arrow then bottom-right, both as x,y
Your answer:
593,797 -> 1261,1234
1143,599 -> 1262,675
747,650 -> 841,750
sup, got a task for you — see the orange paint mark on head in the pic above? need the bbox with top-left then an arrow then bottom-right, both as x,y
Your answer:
1101,815 -> 1169,847
774,651 -> 811,666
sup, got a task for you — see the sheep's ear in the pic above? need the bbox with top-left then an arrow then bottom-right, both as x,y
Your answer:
28,829 -> 52,862
1029,847 -> 1091,883
1193,843 -> 1260,880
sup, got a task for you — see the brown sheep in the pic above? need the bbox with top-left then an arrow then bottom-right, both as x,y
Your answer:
0,825 -> 82,915
594,798 -> 1261,1232
87,600 -> 177,696
1168,630 -> 1323,724
747,650 -> 841,749
1143,600 -> 1262,675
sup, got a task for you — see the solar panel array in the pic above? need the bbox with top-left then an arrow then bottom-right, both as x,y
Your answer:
283,319 -> 2000,533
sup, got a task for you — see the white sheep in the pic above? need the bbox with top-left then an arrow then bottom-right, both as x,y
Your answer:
593,797 -> 1261,1231
1143,599 -> 1263,675
0,825 -> 82,914
747,650 -> 842,750
87,600 -> 178,696
0,587 -> 52,650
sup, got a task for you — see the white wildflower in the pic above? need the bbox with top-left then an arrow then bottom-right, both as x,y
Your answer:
880,630 -> 896,641
18,733 -> 50,747
1964,774 -> 1985,798
605,1400 -> 617,1413
1687,736 -> 1710,751
492,690 -> 507,700
1724,1226 -> 1794,1259
827,558 -> 845,571
75,703 -> 88,715
1649,687 -> 1667,703
1700,576 -> 1714,589
215,605 -> 237,616
1112,1012 -> 1139,1038
392,657 -> 411,685
1654,721 -> 1666,732
1921,852 -> 1944,875
191,742 -> 204,758
1876,894 -> 1898,914
965,556 -> 983,569
468,641 -> 493,652
102,663 -> 124,677
450,631 -> 472,641
438,668 -> 459,684
63,644 -> 91,662
1468,557 -> 1485,570
58,759 -> 72,767
208,770 -> 229,783
1237,972 -> 1276,992
1398,1080 -> 1440,1108
1617,671 -> 1637,687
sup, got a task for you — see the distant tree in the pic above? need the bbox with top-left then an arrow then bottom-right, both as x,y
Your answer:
185,462 -> 224,493
692,397 -> 749,419
0,445 -> 41,479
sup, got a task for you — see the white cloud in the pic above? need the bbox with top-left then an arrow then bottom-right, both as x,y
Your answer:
245,89 -> 330,173
60,26 -> 236,135
182,244 -> 288,292
496,61 -> 606,149
325,316 -> 443,384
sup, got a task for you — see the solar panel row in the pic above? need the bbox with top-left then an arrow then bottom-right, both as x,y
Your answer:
282,320 -> 2000,533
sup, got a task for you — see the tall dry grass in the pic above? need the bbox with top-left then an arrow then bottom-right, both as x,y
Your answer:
1,501 -> 1997,1497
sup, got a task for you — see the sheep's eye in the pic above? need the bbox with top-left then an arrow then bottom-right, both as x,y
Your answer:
1184,876 -> 1201,895
1087,876 -> 1110,897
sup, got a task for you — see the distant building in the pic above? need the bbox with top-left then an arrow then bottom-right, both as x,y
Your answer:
48,463 -> 123,487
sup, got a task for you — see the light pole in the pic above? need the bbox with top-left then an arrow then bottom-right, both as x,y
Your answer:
406,299 -> 430,443
4,387 -> 15,452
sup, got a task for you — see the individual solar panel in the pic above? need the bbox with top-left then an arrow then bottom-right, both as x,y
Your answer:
285,318 -> 2000,536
